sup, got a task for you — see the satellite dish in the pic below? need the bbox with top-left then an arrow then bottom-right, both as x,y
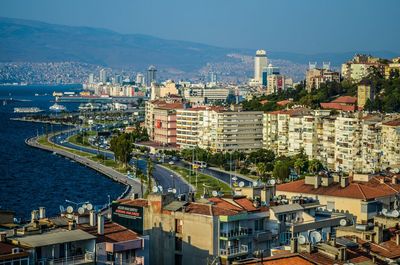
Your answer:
172,188 -> 177,194
212,191 -> 218,197
78,207 -> 85,215
340,219 -> 347,226
86,203 -> 93,211
253,181 -> 258,187
59,205 -> 65,213
66,206 -> 74,214
158,185 -> 163,192
382,208 -> 388,215
82,204 -> 87,209
270,179 -> 276,185
393,210 -> 400,218
239,181 -> 245,188
152,186 -> 158,193
310,231 -> 322,244
298,235 -> 306,245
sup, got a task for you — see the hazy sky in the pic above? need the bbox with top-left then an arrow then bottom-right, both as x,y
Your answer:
1,0 -> 399,54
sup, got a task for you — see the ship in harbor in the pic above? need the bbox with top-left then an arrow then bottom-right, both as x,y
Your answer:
14,107 -> 44,113
49,103 -> 67,112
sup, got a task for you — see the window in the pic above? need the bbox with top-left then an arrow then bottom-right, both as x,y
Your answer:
107,252 -> 115,262
255,219 -> 264,231
175,219 -> 183,234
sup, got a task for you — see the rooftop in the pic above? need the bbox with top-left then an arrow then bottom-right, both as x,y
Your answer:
277,175 -> 400,200
79,222 -> 140,243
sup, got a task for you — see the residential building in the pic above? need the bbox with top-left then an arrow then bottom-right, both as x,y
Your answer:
111,194 -> 274,265
150,80 -> 179,100
145,100 -> 184,146
183,86 -> 231,104
305,67 -> 340,92
341,54 -> 385,83
266,74 -> 285,95
320,96 -> 357,112
381,119 -> 400,168
0,237 -> 30,265
385,57 -> 400,78
276,172 -> 400,224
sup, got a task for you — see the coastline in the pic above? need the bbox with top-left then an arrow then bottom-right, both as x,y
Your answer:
25,134 -> 142,200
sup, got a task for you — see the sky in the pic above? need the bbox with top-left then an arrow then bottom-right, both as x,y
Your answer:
0,0 -> 399,54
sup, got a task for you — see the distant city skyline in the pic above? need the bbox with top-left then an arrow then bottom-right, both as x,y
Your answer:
0,0 -> 399,54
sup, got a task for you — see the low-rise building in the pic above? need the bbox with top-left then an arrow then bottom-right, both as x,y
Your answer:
306,67 -> 340,92
381,119 -> 400,168
112,194 -> 275,265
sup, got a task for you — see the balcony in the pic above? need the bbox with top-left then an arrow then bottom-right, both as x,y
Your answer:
220,228 -> 252,239
38,252 -> 94,265
219,245 -> 248,257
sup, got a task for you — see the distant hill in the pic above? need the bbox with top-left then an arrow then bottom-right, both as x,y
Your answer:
0,17 -> 399,73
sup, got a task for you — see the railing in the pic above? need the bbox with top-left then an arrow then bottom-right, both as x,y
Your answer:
220,228 -> 252,238
38,252 -> 94,265
219,245 -> 248,257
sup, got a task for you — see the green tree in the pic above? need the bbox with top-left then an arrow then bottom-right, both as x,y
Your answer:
308,159 -> 323,174
272,161 -> 290,182
110,133 -> 133,168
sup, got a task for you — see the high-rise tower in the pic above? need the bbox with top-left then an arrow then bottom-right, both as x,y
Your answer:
254,50 -> 268,84
99,69 -> 107,83
146,66 -> 157,86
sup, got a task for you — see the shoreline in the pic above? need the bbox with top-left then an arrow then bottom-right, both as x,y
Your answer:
25,134 -> 142,201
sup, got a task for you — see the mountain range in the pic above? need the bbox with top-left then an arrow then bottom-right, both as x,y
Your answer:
0,17 -> 399,74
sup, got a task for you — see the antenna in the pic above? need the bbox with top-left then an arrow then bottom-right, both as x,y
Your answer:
59,205 -> 65,213
152,186 -> 158,193
239,181 -> 245,188
298,235 -> 306,245
232,176 -> 238,182
269,179 -> 276,185
340,219 -> 347,226
78,207 -> 85,215
66,206 -> 74,214
172,188 -> 177,194
86,203 -> 93,211
212,190 -> 218,197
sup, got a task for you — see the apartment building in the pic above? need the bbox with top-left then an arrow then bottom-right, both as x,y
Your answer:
276,172 -> 400,224
176,107 -> 263,153
357,81 -> 375,109
385,57 -> 400,78
305,68 -> 340,92
145,100 -> 184,145
112,194 -> 274,265
381,119 -> 400,168
341,54 -> 385,83
150,80 -> 179,100
183,87 -> 231,104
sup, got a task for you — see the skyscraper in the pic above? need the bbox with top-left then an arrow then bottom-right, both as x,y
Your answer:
254,50 -> 268,84
99,69 -> 107,83
136,73 -> 144,86
88,73 -> 94,84
146,65 -> 157,86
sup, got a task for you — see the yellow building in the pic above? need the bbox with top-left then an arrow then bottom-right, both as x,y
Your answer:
357,81 -> 375,109
276,173 -> 400,224
381,119 -> 400,168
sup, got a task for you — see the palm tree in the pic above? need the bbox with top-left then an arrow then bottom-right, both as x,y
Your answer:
294,158 -> 305,175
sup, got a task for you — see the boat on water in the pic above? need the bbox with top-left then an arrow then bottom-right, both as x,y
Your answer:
49,103 -> 67,112
14,107 -> 44,113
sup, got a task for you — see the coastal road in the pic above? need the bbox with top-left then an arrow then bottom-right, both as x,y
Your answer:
50,130 -> 192,194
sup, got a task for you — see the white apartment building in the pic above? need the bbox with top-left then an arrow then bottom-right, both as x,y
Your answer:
263,108 -> 400,174
176,107 -> 263,153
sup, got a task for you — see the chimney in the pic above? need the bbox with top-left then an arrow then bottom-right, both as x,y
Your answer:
68,220 -> 76,230
39,207 -> 46,219
290,237 -> 298,253
31,210 -> 38,223
97,215 -> 104,235
396,233 -> 400,246
340,177 -> 349,188
392,176 -> 398,185
314,175 -> 321,189
89,210 -> 97,227
374,224 -> 383,244
338,247 -> 347,261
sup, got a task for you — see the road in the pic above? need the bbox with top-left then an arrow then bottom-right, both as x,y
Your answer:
50,130 -> 192,194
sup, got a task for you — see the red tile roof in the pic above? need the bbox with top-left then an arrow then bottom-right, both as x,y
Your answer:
320,102 -> 356,112
331,96 -> 357,104
383,119 -> 400,127
79,222 -> 140,243
277,99 -> 292,106
116,199 -> 149,207
277,176 -> 400,200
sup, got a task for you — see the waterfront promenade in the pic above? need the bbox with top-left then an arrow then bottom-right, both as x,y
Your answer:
25,135 -> 142,199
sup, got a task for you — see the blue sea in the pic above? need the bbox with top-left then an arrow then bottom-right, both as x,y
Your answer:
0,85 -> 125,220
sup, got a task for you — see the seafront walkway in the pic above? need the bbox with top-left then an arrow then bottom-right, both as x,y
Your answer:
25,135 -> 142,199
